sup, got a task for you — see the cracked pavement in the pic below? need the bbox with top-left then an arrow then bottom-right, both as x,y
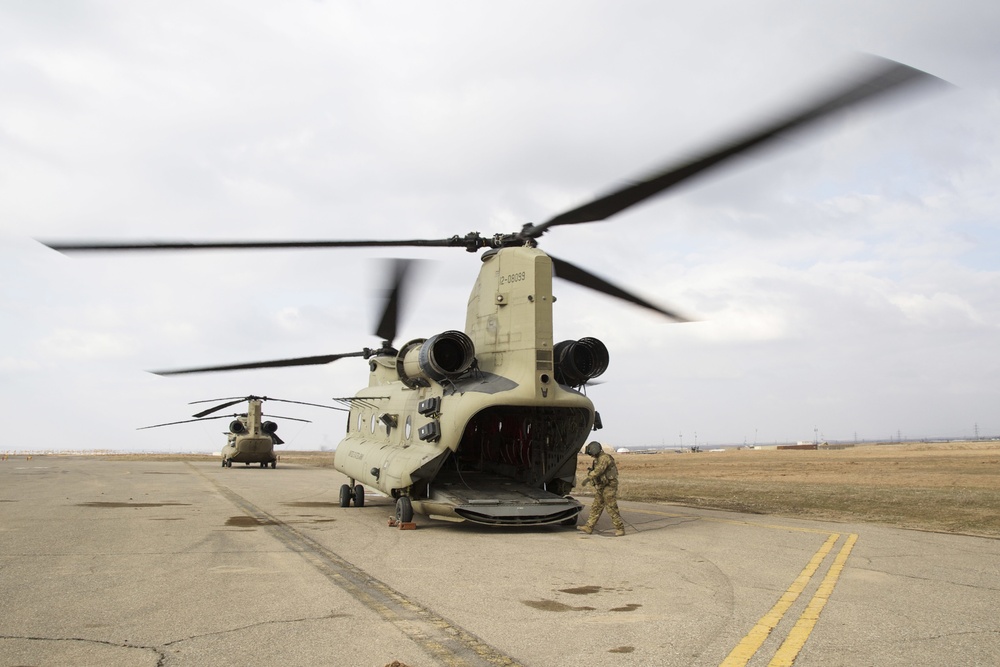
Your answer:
2,457 -> 999,666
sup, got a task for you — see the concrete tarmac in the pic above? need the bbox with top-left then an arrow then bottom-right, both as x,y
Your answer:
1,456 -> 998,667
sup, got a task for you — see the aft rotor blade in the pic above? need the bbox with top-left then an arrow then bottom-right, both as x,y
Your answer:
150,351 -> 367,376
550,255 -> 690,322
374,258 -> 413,344
42,237 -> 468,253
191,398 -> 247,418
526,58 -> 944,237
188,396 -> 251,405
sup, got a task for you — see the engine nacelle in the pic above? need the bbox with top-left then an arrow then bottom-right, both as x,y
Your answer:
397,330 -> 476,388
262,421 -> 278,434
554,337 -> 609,387
229,420 -> 246,434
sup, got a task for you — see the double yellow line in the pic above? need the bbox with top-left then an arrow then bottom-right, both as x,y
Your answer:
630,508 -> 857,666
721,532 -> 857,666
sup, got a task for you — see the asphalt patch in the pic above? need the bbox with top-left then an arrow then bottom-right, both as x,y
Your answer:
78,502 -> 191,508
559,585 -> 602,595
226,515 -> 278,527
522,599 -> 596,612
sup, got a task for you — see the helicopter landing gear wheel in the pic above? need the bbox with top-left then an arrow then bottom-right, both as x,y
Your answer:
353,484 -> 365,508
339,484 -> 352,508
221,459 -> 226,468
395,496 -> 413,524
270,460 -> 276,469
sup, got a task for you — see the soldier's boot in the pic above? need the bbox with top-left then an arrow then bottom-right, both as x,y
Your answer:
577,525 -> 593,534
614,528 -> 626,537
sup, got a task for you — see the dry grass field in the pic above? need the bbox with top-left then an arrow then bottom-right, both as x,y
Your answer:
85,441 -> 1000,539
600,442 -> 1000,538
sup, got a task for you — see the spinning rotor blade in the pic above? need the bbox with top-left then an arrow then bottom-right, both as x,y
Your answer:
266,414 -> 312,423
38,58 -> 943,257
522,57 -> 944,238
188,395 -> 340,413
38,56 -> 945,329
191,398 -> 247,418
374,258 -> 413,344
188,396 -> 249,405
42,237 -> 469,253
150,351 -> 367,376
137,414 -> 234,429
267,398 -> 343,411
550,255 -> 690,322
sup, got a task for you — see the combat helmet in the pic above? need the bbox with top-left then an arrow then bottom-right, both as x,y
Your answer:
584,441 -> 602,457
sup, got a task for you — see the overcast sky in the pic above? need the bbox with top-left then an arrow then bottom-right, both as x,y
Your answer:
2,1 -> 998,452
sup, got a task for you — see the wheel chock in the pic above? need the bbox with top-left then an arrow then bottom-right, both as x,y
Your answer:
387,516 -> 416,530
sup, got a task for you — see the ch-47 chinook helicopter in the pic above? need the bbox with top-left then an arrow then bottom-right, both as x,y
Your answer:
45,57 -> 943,526
139,395 -> 340,468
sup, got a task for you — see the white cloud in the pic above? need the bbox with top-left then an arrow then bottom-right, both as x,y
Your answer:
2,0 -> 999,450
37,329 -> 136,361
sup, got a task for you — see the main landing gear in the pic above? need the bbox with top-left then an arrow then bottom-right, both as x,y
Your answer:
393,496 -> 414,524
339,481 -> 365,508
220,459 -> 275,468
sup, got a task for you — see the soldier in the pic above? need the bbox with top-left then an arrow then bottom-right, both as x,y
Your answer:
578,441 -> 626,536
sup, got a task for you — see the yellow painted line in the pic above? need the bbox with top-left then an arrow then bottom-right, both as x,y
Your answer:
626,505 -> 859,665
768,533 -> 858,667
719,533 -> 840,667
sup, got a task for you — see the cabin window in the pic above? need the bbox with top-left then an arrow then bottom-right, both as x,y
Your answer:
356,411 -> 363,433
405,415 -> 412,440
370,413 -> 377,434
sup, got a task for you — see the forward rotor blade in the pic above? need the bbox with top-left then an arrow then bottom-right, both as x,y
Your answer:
526,57 -> 945,237
41,237 -> 466,253
150,351 -> 367,376
192,398 -> 247,418
550,255 -> 690,322
374,258 -> 413,344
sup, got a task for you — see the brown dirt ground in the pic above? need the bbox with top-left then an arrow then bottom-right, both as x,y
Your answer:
593,442 -> 1000,538
82,441 -> 1000,538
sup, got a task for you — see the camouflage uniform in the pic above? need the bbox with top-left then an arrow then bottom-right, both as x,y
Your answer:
580,450 -> 625,536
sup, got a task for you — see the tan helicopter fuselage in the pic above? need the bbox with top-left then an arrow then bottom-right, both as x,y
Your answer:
222,399 -> 278,466
335,246 -> 598,525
